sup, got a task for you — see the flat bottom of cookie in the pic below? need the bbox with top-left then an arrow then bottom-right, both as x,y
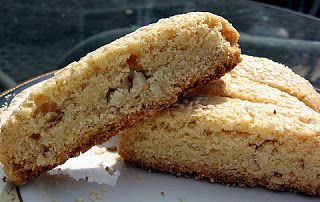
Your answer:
123,158 -> 318,196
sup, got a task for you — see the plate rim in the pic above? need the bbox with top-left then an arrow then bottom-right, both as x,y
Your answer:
0,71 -> 56,99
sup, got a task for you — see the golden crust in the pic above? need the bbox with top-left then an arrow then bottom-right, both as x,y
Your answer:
0,12 -> 240,185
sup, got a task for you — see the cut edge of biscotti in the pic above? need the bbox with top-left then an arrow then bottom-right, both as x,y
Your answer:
0,12 -> 240,185
118,55 -> 320,195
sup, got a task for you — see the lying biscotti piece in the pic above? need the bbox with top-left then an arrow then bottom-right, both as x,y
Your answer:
192,55 -> 320,112
0,12 -> 240,185
119,55 -> 320,195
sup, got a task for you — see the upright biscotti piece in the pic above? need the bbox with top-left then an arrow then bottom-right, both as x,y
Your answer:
119,55 -> 320,195
0,12 -> 241,185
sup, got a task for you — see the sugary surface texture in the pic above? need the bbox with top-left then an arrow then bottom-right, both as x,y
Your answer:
119,55 -> 320,195
0,12 -> 240,185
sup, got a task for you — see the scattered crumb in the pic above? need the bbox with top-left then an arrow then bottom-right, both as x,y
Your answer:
4,94 -> 12,99
125,9 -> 133,15
106,146 -> 117,152
178,197 -> 186,202
160,191 -> 165,197
102,187 -> 110,192
57,168 -> 61,171
123,171 -> 130,177
273,110 -> 277,115
136,175 -> 144,180
93,147 -> 106,155
2,176 -> 7,182
89,191 -> 101,201
105,166 -> 115,175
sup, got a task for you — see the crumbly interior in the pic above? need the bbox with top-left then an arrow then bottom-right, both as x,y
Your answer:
119,56 -> 320,195
0,12 -> 240,185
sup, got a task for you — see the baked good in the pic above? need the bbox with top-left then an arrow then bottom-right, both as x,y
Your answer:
0,12 -> 240,185
119,55 -> 320,195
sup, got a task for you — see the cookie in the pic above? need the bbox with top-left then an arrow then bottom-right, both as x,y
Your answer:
0,12 -> 240,185
119,55 -> 320,195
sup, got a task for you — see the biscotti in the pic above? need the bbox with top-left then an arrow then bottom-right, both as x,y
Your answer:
119,55 -> 320,195
0,12 -> 240,185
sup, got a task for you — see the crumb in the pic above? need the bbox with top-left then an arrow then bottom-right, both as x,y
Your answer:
2,176 -> 7,182
239,184 -> 246,187
57,168 -> 61,171
160,191 -> 165,197
123,170 -> 130,176
4,94 -> 12,99
106,146 -> 117,152
178,197 -> 186,202
102,187 -> 110,192
125,9 -> 133,15
89,191 -> 101,201
136,175 -> 144,180
105,166 -> 115,175
94,147 -> 106,155
273,110 -> 277,115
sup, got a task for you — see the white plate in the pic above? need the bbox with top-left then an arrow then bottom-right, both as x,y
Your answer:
0,136 -> 317,202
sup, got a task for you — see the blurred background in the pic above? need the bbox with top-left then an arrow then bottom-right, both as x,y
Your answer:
0,0 -> 320,92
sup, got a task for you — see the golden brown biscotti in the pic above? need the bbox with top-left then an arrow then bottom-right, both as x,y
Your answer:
233,55 -> 320,112
0,12 -> 240,185
192,55 -> 320,112
119,55 -> 320,195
